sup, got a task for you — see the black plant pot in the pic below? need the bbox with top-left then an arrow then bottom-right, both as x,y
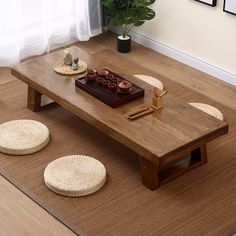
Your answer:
117,35 -> 131,53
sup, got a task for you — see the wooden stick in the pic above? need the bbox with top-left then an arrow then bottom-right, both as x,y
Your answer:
154,88 -> 163,97
125,106 -> 149,118
154,88 -> 168,98
159,90 -> 168,97
128,108 -> 154,120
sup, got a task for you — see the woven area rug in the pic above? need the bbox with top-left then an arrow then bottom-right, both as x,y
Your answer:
1,65 -> 236,235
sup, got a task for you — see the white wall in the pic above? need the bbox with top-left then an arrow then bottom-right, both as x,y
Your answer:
132,0 -> 236,84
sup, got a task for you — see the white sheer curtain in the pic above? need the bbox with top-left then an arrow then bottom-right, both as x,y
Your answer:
0,0 -> 102,66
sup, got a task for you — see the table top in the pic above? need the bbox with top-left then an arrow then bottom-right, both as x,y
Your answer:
12,46 -> 228,165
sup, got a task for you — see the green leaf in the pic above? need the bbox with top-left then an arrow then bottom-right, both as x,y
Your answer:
102,0 -> 157,35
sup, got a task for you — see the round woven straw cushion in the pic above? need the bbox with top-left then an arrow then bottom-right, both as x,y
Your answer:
134,74 -> 164,90
44,155 -> 106,197
0,120 -> 49,155
189,103 -> 224,121
53,60 -> 87,75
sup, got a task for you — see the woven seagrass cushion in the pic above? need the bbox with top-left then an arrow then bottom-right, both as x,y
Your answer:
44,155 -> 106,197
133,74 -> 164,90
189,103 -> 224,121
0,120 -> 49,155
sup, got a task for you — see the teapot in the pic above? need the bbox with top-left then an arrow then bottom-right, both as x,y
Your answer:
118,80 -> 132,92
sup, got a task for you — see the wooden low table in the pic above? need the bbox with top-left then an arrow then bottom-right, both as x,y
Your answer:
11,47 -> 229,190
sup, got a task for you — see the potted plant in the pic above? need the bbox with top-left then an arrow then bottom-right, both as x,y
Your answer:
102,0 -> 156,53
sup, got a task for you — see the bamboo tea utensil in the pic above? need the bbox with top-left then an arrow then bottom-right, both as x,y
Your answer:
152,87 -> 168,110
125,106 -> 149,119
154,87 -> 168,97
124,106 -> 154,120
128,107 -> 154,120
159,90 -> 168,97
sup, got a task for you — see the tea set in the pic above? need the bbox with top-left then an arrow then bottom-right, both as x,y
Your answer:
85,68 -> 133,93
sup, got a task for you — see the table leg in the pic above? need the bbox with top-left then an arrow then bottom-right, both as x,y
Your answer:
190,144 -> 208,165
27,86 -> 42,112
139,156 -> 159,190
139,144 -> 208,190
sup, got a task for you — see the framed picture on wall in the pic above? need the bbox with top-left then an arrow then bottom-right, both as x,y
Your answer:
223,0 -> 236,15
195,0 -> 217,7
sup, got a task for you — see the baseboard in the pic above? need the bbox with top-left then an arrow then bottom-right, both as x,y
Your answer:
110,28 -> 236,86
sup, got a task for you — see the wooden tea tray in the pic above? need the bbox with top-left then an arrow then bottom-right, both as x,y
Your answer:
75,70 -> 145,108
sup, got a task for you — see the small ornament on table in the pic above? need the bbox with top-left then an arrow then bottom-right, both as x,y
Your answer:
72,57 -> 79,70
63,45 -> 72,66
151,87 -> 168,110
